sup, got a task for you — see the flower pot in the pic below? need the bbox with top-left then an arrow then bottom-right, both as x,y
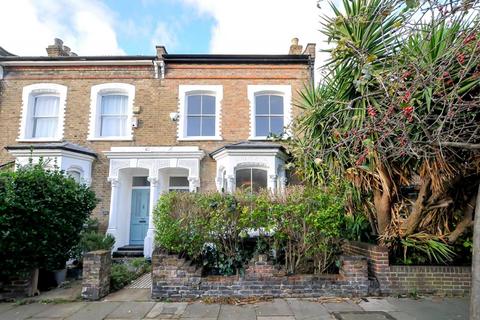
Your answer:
53,268 -> 67,286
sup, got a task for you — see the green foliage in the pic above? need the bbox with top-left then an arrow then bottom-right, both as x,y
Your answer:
154,187 -> 355,275
110,258 -> 151,292
77,232 -> 115,256
0,161 -> 97,278
399,233 -> 455,265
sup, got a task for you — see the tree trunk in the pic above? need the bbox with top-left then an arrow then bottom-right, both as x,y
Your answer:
374,164 -> 393,235
403,177 -> 431,235
448,194 -> 476,243
470,184 -> 480,320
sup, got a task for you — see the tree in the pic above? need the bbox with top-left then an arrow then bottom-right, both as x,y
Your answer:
0,161 -> 97,278
290,0 -> 480,262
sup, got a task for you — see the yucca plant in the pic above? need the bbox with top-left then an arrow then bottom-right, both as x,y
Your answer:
289,0 -> 480,263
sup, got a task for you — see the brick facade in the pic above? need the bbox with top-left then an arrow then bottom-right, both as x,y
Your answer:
0,51 -> 312,231
151,250 -> 369,300
343,241 -> 471,296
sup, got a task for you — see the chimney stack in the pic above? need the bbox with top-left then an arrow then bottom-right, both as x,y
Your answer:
288,38 -> 303,55
46,38 -> 77,57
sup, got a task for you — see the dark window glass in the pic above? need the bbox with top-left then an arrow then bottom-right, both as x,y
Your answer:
235,168 -> 267,193
132,176 -> 150,187
254,94 -> 284,136
186,94 -> 216,137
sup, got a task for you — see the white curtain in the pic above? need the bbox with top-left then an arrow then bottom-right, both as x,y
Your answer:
33,95 -> 59,138
100,95 -> 128,137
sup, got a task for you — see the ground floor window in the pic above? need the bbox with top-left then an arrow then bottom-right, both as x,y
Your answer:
235,168 -> 267,193
169,176 -> 189,192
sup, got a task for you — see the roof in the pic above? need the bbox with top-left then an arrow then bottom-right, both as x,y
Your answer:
210,141 -> 286,157
0,55 -> 155,62
0,46 -> 16,56
163,54 -> 311,64
5,142 -> 97,158
0,53 -> 311,65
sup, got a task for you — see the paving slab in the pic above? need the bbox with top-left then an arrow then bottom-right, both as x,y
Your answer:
386,297 -> 468,320
218,304 -> 256,320
388,311 -> 419,320
106,301 -> 155,319
104,289 -> 151,302
0,303 -> 50,320
286,299 -> 331,320
332,311 -> 395,320
323,302 -> 362,313
255,299 -> 293,317
33,302 -> 86,318
359,298 -> 398,312
65,302 -> 121,320
0,303 -> 16,313
256,317 -> 296,320
180,302 -> 220,319
145,302 -> 188,318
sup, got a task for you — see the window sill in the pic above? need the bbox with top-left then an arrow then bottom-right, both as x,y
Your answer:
177,137 -> 223,141
88,136 -> 133,141
16,138 -> 63,143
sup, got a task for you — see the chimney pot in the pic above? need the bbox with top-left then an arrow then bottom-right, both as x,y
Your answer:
288,37 -> 303,55
46,38 -> 75,57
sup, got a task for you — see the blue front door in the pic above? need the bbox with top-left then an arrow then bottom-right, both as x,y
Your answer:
129,189 -> 150,245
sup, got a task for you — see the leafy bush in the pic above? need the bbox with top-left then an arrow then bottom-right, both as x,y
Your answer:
154,186 -> 351,275
110,258 -> 151,292
0,161 -> 97,278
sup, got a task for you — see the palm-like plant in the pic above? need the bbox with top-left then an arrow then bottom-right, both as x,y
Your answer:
290,0 -> 480,261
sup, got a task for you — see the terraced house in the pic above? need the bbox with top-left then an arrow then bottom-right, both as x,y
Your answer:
0,38 -> 315,258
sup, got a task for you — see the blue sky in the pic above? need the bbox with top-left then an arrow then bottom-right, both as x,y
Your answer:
0,0 -> 330,64
104,0 -> 215,54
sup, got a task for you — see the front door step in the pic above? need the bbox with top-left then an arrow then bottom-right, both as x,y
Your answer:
113,245 -> 144,258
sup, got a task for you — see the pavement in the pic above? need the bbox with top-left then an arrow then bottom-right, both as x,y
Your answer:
0,294 -> 469,320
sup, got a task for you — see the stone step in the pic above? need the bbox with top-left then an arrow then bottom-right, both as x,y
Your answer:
117,245 -> 144,251
112,250 -> 144,258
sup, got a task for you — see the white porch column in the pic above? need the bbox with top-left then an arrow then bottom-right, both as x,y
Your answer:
188,176 -> 199,192
144,176 -> 160,258
268,174 -> 278,192
279,176 -> 288,194
226,175 -> 235,193
106,177 -> 120,251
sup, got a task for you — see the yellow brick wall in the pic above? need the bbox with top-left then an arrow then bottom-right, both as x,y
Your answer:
0,62 -> 311,229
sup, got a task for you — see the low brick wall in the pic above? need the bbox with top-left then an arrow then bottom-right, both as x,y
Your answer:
343,241 -> 471,296
151,250 -> 369,300
81,250 -> 111,300
0,269 -> 38,301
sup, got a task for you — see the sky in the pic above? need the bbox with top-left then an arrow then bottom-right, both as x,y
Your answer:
0,0 -> 337,75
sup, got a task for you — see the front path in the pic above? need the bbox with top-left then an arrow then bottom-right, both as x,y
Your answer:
0,295 -> 468,320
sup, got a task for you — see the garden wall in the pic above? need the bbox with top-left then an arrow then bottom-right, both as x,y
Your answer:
343,241 -> 471,296
151,250 -> 370,300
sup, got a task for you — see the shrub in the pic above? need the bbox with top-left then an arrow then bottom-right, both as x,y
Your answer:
154,186 -> 349,275
0,161 -> 97,278
110,258 -> 151,292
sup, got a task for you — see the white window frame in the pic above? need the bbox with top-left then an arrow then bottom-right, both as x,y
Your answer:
177,85 -> 222,141
18,83 -> 67,142
247,85 -> 292,140
235,167 -> 268,192
88,83 -> 135,141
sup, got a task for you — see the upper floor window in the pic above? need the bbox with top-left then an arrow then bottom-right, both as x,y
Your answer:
88,83 -> 135,140
178,85 -> 222,140
247,85 -> 292,140
254,94 -> 284,137
19,83 -> 67,141
100,94 -> 128,137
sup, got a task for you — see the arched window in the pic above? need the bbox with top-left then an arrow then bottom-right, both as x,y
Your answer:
19,83 -> 67,141
254,93 -> 284,137
186,93 -> 216,137
88,83 -> 135,140
178,85 -> 222,140
235,168 -> 267,193
67,169 -> 82,183
100,94 -> 128,137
